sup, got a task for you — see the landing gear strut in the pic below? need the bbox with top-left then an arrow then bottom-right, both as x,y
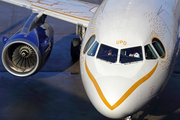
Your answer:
122,116 -> 132,120
70,38 -> 81,59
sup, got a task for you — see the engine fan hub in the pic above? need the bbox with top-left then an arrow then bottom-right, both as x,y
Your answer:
11,44 -> 37,69
19,46 -> 32,58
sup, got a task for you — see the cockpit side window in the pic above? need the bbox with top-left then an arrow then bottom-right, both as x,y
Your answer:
87,41 -> 99,56
145,44 -> 157,59
120,46 -> 143,63
152,38 -> 165,58
97,44 -> 118,63
83,35 -> 95,54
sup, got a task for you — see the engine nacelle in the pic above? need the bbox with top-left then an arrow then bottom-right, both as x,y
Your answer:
2,13 -> 54,77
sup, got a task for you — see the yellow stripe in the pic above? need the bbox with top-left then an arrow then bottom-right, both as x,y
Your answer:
85,60 -> 158,110
32,4 -> 90,22
85,60 -> 112,109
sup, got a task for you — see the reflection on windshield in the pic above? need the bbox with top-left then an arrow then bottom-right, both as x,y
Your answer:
145,44 -> 157,59
152,41 -> 165,58
97,44 -> 118,63
87,41 -> 99,56
83,35 -> 95,54
120,46 -> 143,63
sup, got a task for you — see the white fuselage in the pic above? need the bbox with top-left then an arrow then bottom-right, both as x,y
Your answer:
80,0 -> 180,119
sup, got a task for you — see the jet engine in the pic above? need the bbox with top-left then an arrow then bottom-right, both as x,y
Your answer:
1,12 -> 54,77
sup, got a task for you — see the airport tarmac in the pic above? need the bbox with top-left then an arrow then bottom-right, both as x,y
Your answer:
0,0 -> 180,120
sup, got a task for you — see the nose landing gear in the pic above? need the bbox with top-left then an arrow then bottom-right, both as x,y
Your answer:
122,116 -> 132,120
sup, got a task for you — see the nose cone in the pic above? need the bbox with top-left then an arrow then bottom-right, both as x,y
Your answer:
97,77 -> 133,105
94,76 -> 141,119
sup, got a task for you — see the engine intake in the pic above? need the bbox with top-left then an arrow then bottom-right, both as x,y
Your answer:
1,12 -> 54,77
2,40 -> 40,77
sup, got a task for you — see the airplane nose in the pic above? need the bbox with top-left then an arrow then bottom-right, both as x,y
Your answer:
97,76 -> 134,105
95,76 -> 141,118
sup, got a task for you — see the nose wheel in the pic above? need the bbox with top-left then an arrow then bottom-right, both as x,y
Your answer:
122,116 -> 132,120
70,38 -> 81,59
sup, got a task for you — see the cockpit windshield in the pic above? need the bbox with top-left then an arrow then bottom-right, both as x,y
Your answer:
145,44 -> 157,59
97,44 -> 118,63
120,46 -> 143,63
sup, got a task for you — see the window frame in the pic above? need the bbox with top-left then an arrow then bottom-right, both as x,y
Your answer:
144,44 -> 158,60
119,46 -> 143,64
152,38 -> 166,59
96,44 -> 119,63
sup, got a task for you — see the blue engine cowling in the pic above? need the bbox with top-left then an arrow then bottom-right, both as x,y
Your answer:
1,13 -> 54,77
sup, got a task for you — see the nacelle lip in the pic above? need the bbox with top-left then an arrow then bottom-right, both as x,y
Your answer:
2,39 -> 40,77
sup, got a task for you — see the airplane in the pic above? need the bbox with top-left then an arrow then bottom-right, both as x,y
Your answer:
0,0 -> 180,119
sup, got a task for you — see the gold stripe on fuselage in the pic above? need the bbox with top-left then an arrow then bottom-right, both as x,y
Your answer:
85,59 -> 158,110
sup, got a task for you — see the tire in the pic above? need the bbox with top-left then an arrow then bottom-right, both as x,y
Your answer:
71,38 -> 81,59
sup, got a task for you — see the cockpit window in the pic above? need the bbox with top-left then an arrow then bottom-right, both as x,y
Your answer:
120,46 -> 143,63
97,44 -> 118,63
87,41 -> 99,56
145,44 -> 157,59
83,35 -> 95,54
152,38 -> 165,58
